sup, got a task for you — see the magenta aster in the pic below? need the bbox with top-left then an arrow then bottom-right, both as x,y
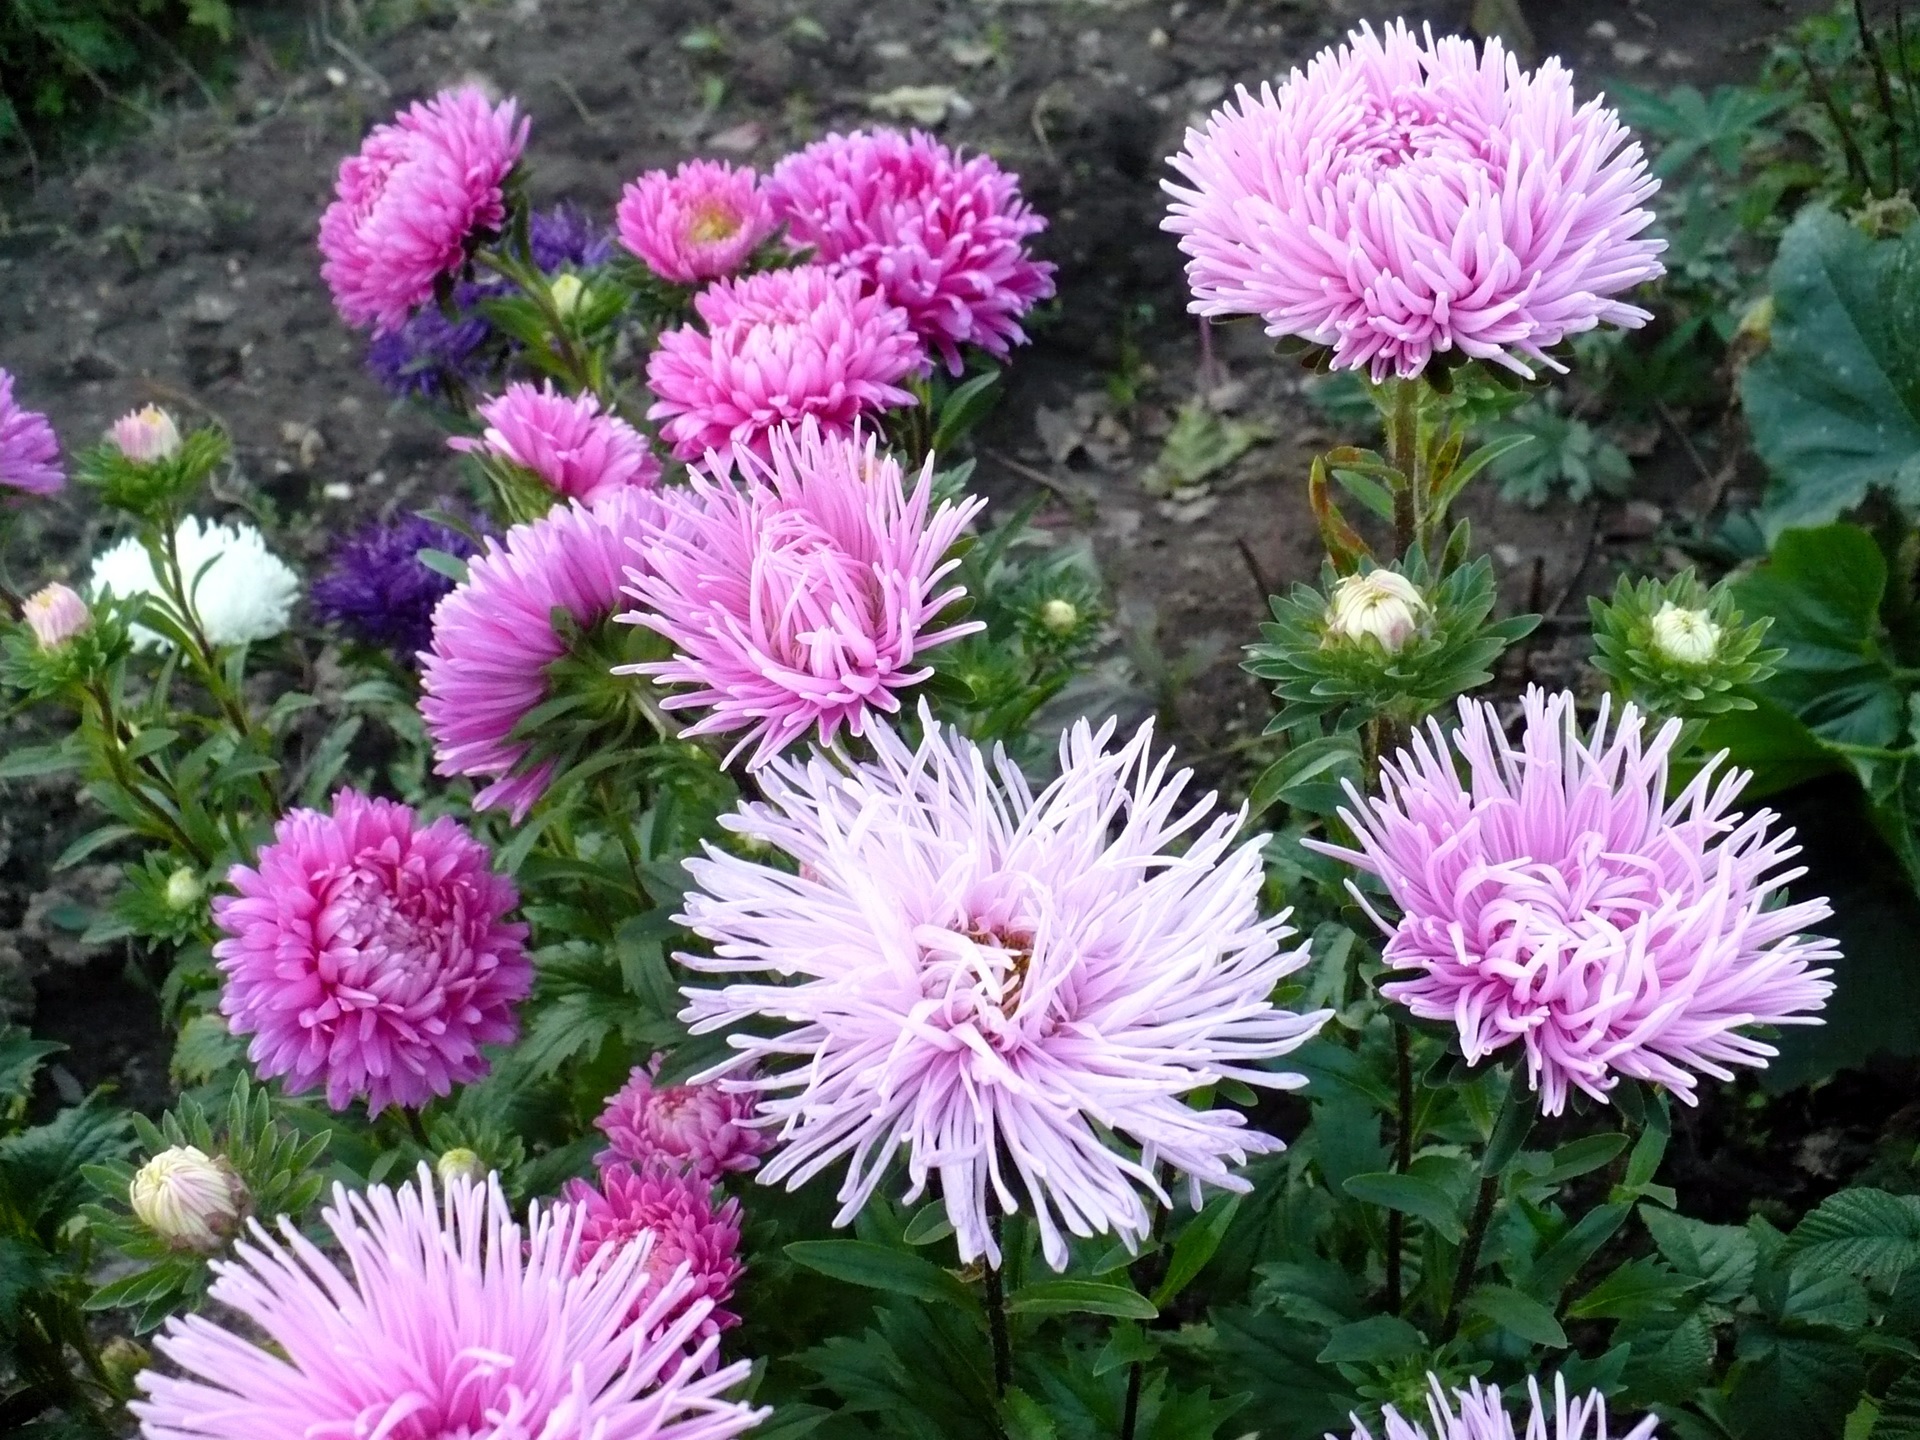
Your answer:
644,264 -> 922,462
1314,688 -> 1836,1115
562,1162 -> 746,1346
451,381 -> 662,503
618,160 -> 774,285
132,1169 -> 767,1440
0,368 -> 63,496
420,488 -> 662,820
1163,21 -> 1665,380
319,86 -> 528,335
596,1057 -> 770,1179
1338,1374 -> 1658,1440
676,708 -> 1328,1270
617,420 -> 984,768
212,790 -> 529,1115
767,128 -> 1056,373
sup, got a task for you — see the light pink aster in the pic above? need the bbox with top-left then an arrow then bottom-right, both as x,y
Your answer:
451,381 -> 662,503
644,264 -> 922,462
212,790 -> 529,1115
1162,21 -> 1666,380
675,707 -> 1328,1271
1314,688 -> 1836,1115
132,1168 -> 768,1440
597,1057 -> 770,1179
1338,1374 -> 1658,1440
617,420 -> 984,768
562,1162 -> 746,1346
766,128 -> 1056,374
420,487 -> 662,820
319,86 -> 529,334
0,368 -> 63,496
618,160 -> 775,285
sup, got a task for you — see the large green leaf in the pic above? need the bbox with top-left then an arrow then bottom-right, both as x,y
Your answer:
784,1240 -> 980,1315
1787,1188 -> 1920,1288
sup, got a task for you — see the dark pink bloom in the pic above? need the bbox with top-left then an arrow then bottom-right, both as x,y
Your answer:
450,381 -> 661,503
618,160 -> 774,285
596,1058 -> 769,1179
212,791 -> 530,1115
0,368 -> 63,496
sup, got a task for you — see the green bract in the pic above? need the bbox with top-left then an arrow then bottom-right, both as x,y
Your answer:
0,600 -> 132,702
1589,569 -> 1784,719
75,428 -> 228,520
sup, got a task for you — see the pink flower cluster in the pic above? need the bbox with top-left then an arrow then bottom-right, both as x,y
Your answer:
1338,1374 -> 1658,1440
618,160 -> 775,285
0,368 -> 63,496
596,1057 -> 769,1179
451,380 -> 660,503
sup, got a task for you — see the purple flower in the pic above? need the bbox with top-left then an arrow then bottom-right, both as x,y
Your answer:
595,1058 -> 769,1180
0,368 -> 63,496
530,201 -> 616,270
309,510 -> 481,660
1338,1374 -> 1658,1440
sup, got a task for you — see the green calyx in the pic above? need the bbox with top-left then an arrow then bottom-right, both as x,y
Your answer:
1588,569 -> 1784,719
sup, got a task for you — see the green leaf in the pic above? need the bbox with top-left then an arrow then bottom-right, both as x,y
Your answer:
1342,1172 -> 1466,1242
999,1387 -> 1057,1440
417,548 -> 470,584
52,824 -> 135,870
784,1240 -> 979,1313
0,1029 -> 64,1103
1152,1193 -> 1240,1307
901,1203 -> 955,1247
1570,1258 -> 1703,1321
1696,698 -> 1843,800
1465,1284 -> 1568,1347
1642,1207 -> 1758,1305
1541,1133 -> 1630,1186
1008,1278 -> 1156,1320
1247,735 -> 1362,820
0,742 -> 80,779
1787,1188 -> 1920,1288
1316,1314 -> 1426,1365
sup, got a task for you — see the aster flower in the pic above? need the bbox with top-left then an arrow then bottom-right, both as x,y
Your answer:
451,381 -> 661,504
530,201 -> 616,271
562,1161 -> 746,1345
22,583 -> 90,650
767,128 -> 1056,373
619,160 -> 775,285
129,1146 -> 248,1254
618,420 -> 984,768
596,1057 -> 770,1179
1338,1374 -> 1658,1440
1313,688 -> 1836,1115
89,517 -> 300,651
112,405 -> 183,463
319,85 -> 529,334
0,367 -> 64,496
212,789 -> 530,1115
676,708 -> 1328,1270
420,487 -> 662,820
1162,21 -> 1665,380
645,264 -> 923,462
310,510 -> 481,660
132,1168 -> 768,1440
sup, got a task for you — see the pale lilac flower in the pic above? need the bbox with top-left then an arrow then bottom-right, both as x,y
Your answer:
212,789 -> 529,1115
319,86 -> 529,334
451,381 -> 662,503
618,160 -> 775,285
676,708 -> 1328,1271
596,1058 -> 770,1179
1337,1374 -> 1658,1440
132,1168 -> 768,1440
1314,688 -> 1836,1115
0,368 -> 63,496
111,405 -> 182,463
22,583 -> 89,650
617,420 -> 984,768
767,128 -> 1056,373
1163,21 -> 1665,380
644,265 -> 923,462
563,1162 -> 746,1346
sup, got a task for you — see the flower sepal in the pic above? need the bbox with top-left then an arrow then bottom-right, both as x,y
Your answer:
77,421 -> 227,521
1589,569 -> 1783,720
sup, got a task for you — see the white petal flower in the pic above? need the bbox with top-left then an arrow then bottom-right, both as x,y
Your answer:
89,516 -> 299,651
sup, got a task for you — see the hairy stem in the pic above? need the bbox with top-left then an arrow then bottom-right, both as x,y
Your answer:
1437,1172 -> 1500,1344
1388,380 -> 1420,559
1386,1021 -> 1415,1314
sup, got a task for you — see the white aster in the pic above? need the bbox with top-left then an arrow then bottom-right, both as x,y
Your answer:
89,516 -> 299,651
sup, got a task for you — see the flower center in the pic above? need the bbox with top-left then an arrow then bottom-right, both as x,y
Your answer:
687,200 -> 743,246
915,921 -> 1041,1049
754,511 -> 886,675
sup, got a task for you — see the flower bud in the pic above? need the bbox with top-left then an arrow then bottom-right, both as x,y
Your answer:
22,583 -> 90,651
99,1336 -> 151,1390
1649,602 -> 1722,665
1324,570 -> 1428,652
129,1146 -> 247,1252
1038,598 -> 1079,635
435,1147 -> 487,1186
110,406 -> 182,464
165,868 -> 204,911
548,274 -> 587,318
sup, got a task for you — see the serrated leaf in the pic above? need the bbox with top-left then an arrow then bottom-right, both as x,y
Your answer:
1643,1207 -> 1757,1305
1787,1188 -> 1920,1288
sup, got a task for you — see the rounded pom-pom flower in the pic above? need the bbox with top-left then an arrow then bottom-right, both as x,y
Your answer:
212,789 -> 530,1115
618,160 -> 774,285
1312,688 -> 1837,1115
1162,21 -> 1666,380
644,264 -> 922,462
89,517 -> 300,651
451,380 -> 661,503
131,1168 -> 769,1440
310,510 -> 480,661
676,707 -> 1330,1271
617,420 -> 985,768
596,1057 -> 770,1179
420,487 -> 662,820
766,128 -> 1057,374
0,368 -> 65,496
1338,1373 -> 1658,1440
319,86 -> 529,334
562,1162 -> 746,1344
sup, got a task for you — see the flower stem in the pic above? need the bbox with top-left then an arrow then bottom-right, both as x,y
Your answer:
1388,380 -> 1420,559
1437,1171 -> 1499,1344
984,1211 -> 1013,1398
87,681 -> 211,865
1386,1020 -> 1415,1314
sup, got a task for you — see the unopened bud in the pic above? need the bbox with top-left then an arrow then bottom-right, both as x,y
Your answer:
1324,570 -> 1428,653
22,583 -> 90,651
1649,602 -> 1722,665
110,406 -> 182,464
165,868 -> 204,911
435,1147 -> 487,1186
99,1336 -> 150,1389
129,1146 -> 247,1252
1038,598 -> 1079,635
549,273 -> 586,318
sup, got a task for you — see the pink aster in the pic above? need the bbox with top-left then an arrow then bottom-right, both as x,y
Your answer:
644,264 -> 922,462
420,487 -> 662,820
767,128 -> 1056,374
1338,1374 -> 1658,1440
597,1057 -> 770,1179
616,420 -> 984,768
451,381 -> 662,503
1313,688 -> 1836,1116
618,160 -> 775,285
675,707 -> 1329,1271
212,790 -> 528,1116
0,368 -> 63,496
319,86 -> 528,334
1162,21 -> 1666,380
132,1168 -> 767,1440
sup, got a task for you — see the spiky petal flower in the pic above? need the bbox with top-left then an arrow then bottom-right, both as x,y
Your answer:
88,517 -> 300,651
1162,21 -> 1665,380
1313,688 -> 1836,1115
451,381 -> 661,503
645,265 -> 923,462
0,368 -> 64,496
596,1058 -> 770,1179
132,1169 -> 768,1440
420,488 -> 661,820
767,128 -> 1057,373
1338,1374 -> 1658,1440
212,790 -> 530,1115
319,86 -> 529,335
617,420 -> 984,767
676,708 -> 1328,1270
310,510 -> 481,661
619,160 -> 775,285
562,1162 -> 746,1345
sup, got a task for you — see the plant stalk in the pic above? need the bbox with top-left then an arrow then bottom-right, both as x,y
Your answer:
1437,1172 -> 1500,1344
985,1211 -> 1013,1398
1386,1021 -> 1415,1314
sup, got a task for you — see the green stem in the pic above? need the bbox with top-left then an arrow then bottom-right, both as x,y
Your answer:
985,1211 -> 1012,1398
1120,1170 -> 1178,1440
87,682 -> 211,865
1437,1172 -> 1499,1344
475,250 -> 599,397
1386,1022 -> 1415,1314
1388,381 -> 1421,559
